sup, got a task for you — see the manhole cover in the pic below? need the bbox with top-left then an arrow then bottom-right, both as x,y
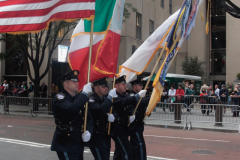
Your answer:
191,150 -> 216,155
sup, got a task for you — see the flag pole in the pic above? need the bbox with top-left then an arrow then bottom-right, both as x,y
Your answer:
108,77 -> 116,135
84,17 -> 95,133
127,46 -> 166,127
142,30 -> 182,122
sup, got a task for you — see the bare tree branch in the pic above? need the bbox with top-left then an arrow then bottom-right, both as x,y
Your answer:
38,23 -> 74,81
29,34 -> 34,59
52,26 -> 75,50
21,50 -> 34,82
15,35 -> 35,81
39,22 -> 53,67
34,33 -> 40,64
16,35 -> 34,63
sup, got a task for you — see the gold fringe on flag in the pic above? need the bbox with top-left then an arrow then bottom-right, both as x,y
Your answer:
206,0 -> 210,34
3,17 -> 85,35
200,8 -> 204,21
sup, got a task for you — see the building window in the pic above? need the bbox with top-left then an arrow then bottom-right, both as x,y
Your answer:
211,29 -> 226,50
149,20 -> 154,35
169,0 -> 172,14
210,0 -> 226,75
57,21 -> 68,38
161,0 -> 164,8
210,51 -> 226,75
136,12 -> 142,40
58,27 -> 67,38
132,45 -> 137,54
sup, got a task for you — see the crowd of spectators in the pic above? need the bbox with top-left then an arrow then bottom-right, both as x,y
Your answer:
160,82 -> 240,117
0,80 -> 59,99
0,80 -> 33,97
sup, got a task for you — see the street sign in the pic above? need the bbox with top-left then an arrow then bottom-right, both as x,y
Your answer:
58,45 -> 69,62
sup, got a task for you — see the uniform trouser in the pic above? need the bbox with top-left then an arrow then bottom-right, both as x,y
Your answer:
89,137 -> 111,160
112,135 -> 134,160
130,131 -> 147,160
56,151 -> 83,160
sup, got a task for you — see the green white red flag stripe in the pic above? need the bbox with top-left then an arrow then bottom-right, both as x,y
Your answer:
68,0 -> 124,90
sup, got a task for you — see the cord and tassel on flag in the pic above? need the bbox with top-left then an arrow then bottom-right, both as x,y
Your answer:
206,0 -> 210,34
146,0 -> 203,116
118,9 -> 181,82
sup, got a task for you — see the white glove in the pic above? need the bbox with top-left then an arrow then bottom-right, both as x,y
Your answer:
129,115 -> 135,123
83,83 -> 92,94
138,90 -> 147,98
108,113 -> 115,122
82,131 -> 91,142
109,88 -> 117,98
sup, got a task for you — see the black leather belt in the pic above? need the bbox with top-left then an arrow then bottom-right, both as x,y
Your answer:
116,117 -> 127,121
69,126 -> 81,131
56,125 -> 80,132
116,117 -> 128,125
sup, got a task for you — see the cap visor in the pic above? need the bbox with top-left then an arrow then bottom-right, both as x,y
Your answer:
71,79 -> 79,82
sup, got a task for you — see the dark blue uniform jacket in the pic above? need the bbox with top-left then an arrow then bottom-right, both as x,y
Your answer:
112,91 -> 137,136
129,91 -> 150,132
51,90 -> 94,153
88,92 -> 117,148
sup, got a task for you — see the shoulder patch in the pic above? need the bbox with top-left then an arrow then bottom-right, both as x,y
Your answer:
89,99 -> 95,102
130,93 -> 135,97
56,94 -> 65,100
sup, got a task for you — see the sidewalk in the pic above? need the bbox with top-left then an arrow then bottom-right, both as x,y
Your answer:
1,104 -> 240,132
0,103 -> 54,118
145,106 -> 240,132
145,118 -> 239,132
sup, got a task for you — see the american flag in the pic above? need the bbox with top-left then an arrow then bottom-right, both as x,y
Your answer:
0,0 -> 95,33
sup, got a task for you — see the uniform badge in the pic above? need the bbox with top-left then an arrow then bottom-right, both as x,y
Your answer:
89,99 -> 95,102
74,71 -> 78,75
130,93 -> 135,97
56,94 -> 65,100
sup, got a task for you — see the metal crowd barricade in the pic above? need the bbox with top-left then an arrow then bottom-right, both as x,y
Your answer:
0,96 -> 53,117
187,103 -> 240,130
145,94 -> 240,131
32,97 -> 53,117
183,95 -> 201,109
0,95 -> 5,114
5,96 -> 33,116
146,98 -> 188,130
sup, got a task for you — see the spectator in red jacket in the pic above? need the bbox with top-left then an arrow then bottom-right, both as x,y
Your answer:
175,85 -> 184,102
200,88 -> 208,115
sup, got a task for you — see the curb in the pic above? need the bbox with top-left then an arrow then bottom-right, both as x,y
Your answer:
145,124 -> 239,133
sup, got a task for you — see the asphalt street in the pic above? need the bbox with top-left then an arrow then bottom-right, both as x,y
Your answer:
0,115 -> 239,160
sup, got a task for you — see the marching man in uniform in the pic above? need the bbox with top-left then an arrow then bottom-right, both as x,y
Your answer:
88,77 -> 117,159
129,78 -> 150,160
51,70 -> 94,160
112,75 -> 147,160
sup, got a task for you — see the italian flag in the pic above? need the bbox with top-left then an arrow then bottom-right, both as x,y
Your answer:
68,0 -> 124,90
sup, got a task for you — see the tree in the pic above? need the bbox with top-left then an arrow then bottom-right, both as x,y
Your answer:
123,3 -> 137,23
0,20 -> 77,98
0,4 -> 137,98
181,56 -> 205,77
